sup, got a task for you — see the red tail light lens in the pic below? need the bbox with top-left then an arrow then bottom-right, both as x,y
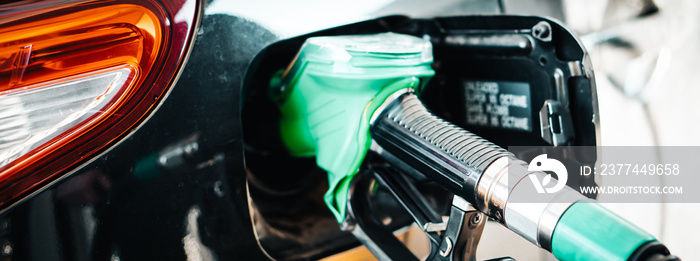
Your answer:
0,0 -> 198,209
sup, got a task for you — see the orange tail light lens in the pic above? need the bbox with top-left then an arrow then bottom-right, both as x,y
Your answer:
0,0 -> 198,209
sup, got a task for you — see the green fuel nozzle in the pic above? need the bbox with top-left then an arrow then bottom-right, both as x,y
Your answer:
269,33 -> 435,221
271,32 -> 677,261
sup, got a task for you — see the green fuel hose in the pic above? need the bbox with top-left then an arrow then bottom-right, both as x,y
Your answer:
369,90 -> 676,261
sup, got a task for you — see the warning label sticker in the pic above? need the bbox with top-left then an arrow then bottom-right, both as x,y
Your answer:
464,81 -> 531,132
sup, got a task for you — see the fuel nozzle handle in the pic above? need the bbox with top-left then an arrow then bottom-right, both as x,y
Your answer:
369,91 -> 678,261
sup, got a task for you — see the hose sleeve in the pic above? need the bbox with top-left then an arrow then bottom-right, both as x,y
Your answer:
370,92 -> 512,206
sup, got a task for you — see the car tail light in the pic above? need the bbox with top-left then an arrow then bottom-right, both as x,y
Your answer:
0,0 -> 198,209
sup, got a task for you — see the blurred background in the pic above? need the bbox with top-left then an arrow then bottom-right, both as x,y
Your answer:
211,0 -> 700,259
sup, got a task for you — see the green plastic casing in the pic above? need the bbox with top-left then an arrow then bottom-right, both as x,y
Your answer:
271,33 -> 435,222
551,200 -> 657,261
